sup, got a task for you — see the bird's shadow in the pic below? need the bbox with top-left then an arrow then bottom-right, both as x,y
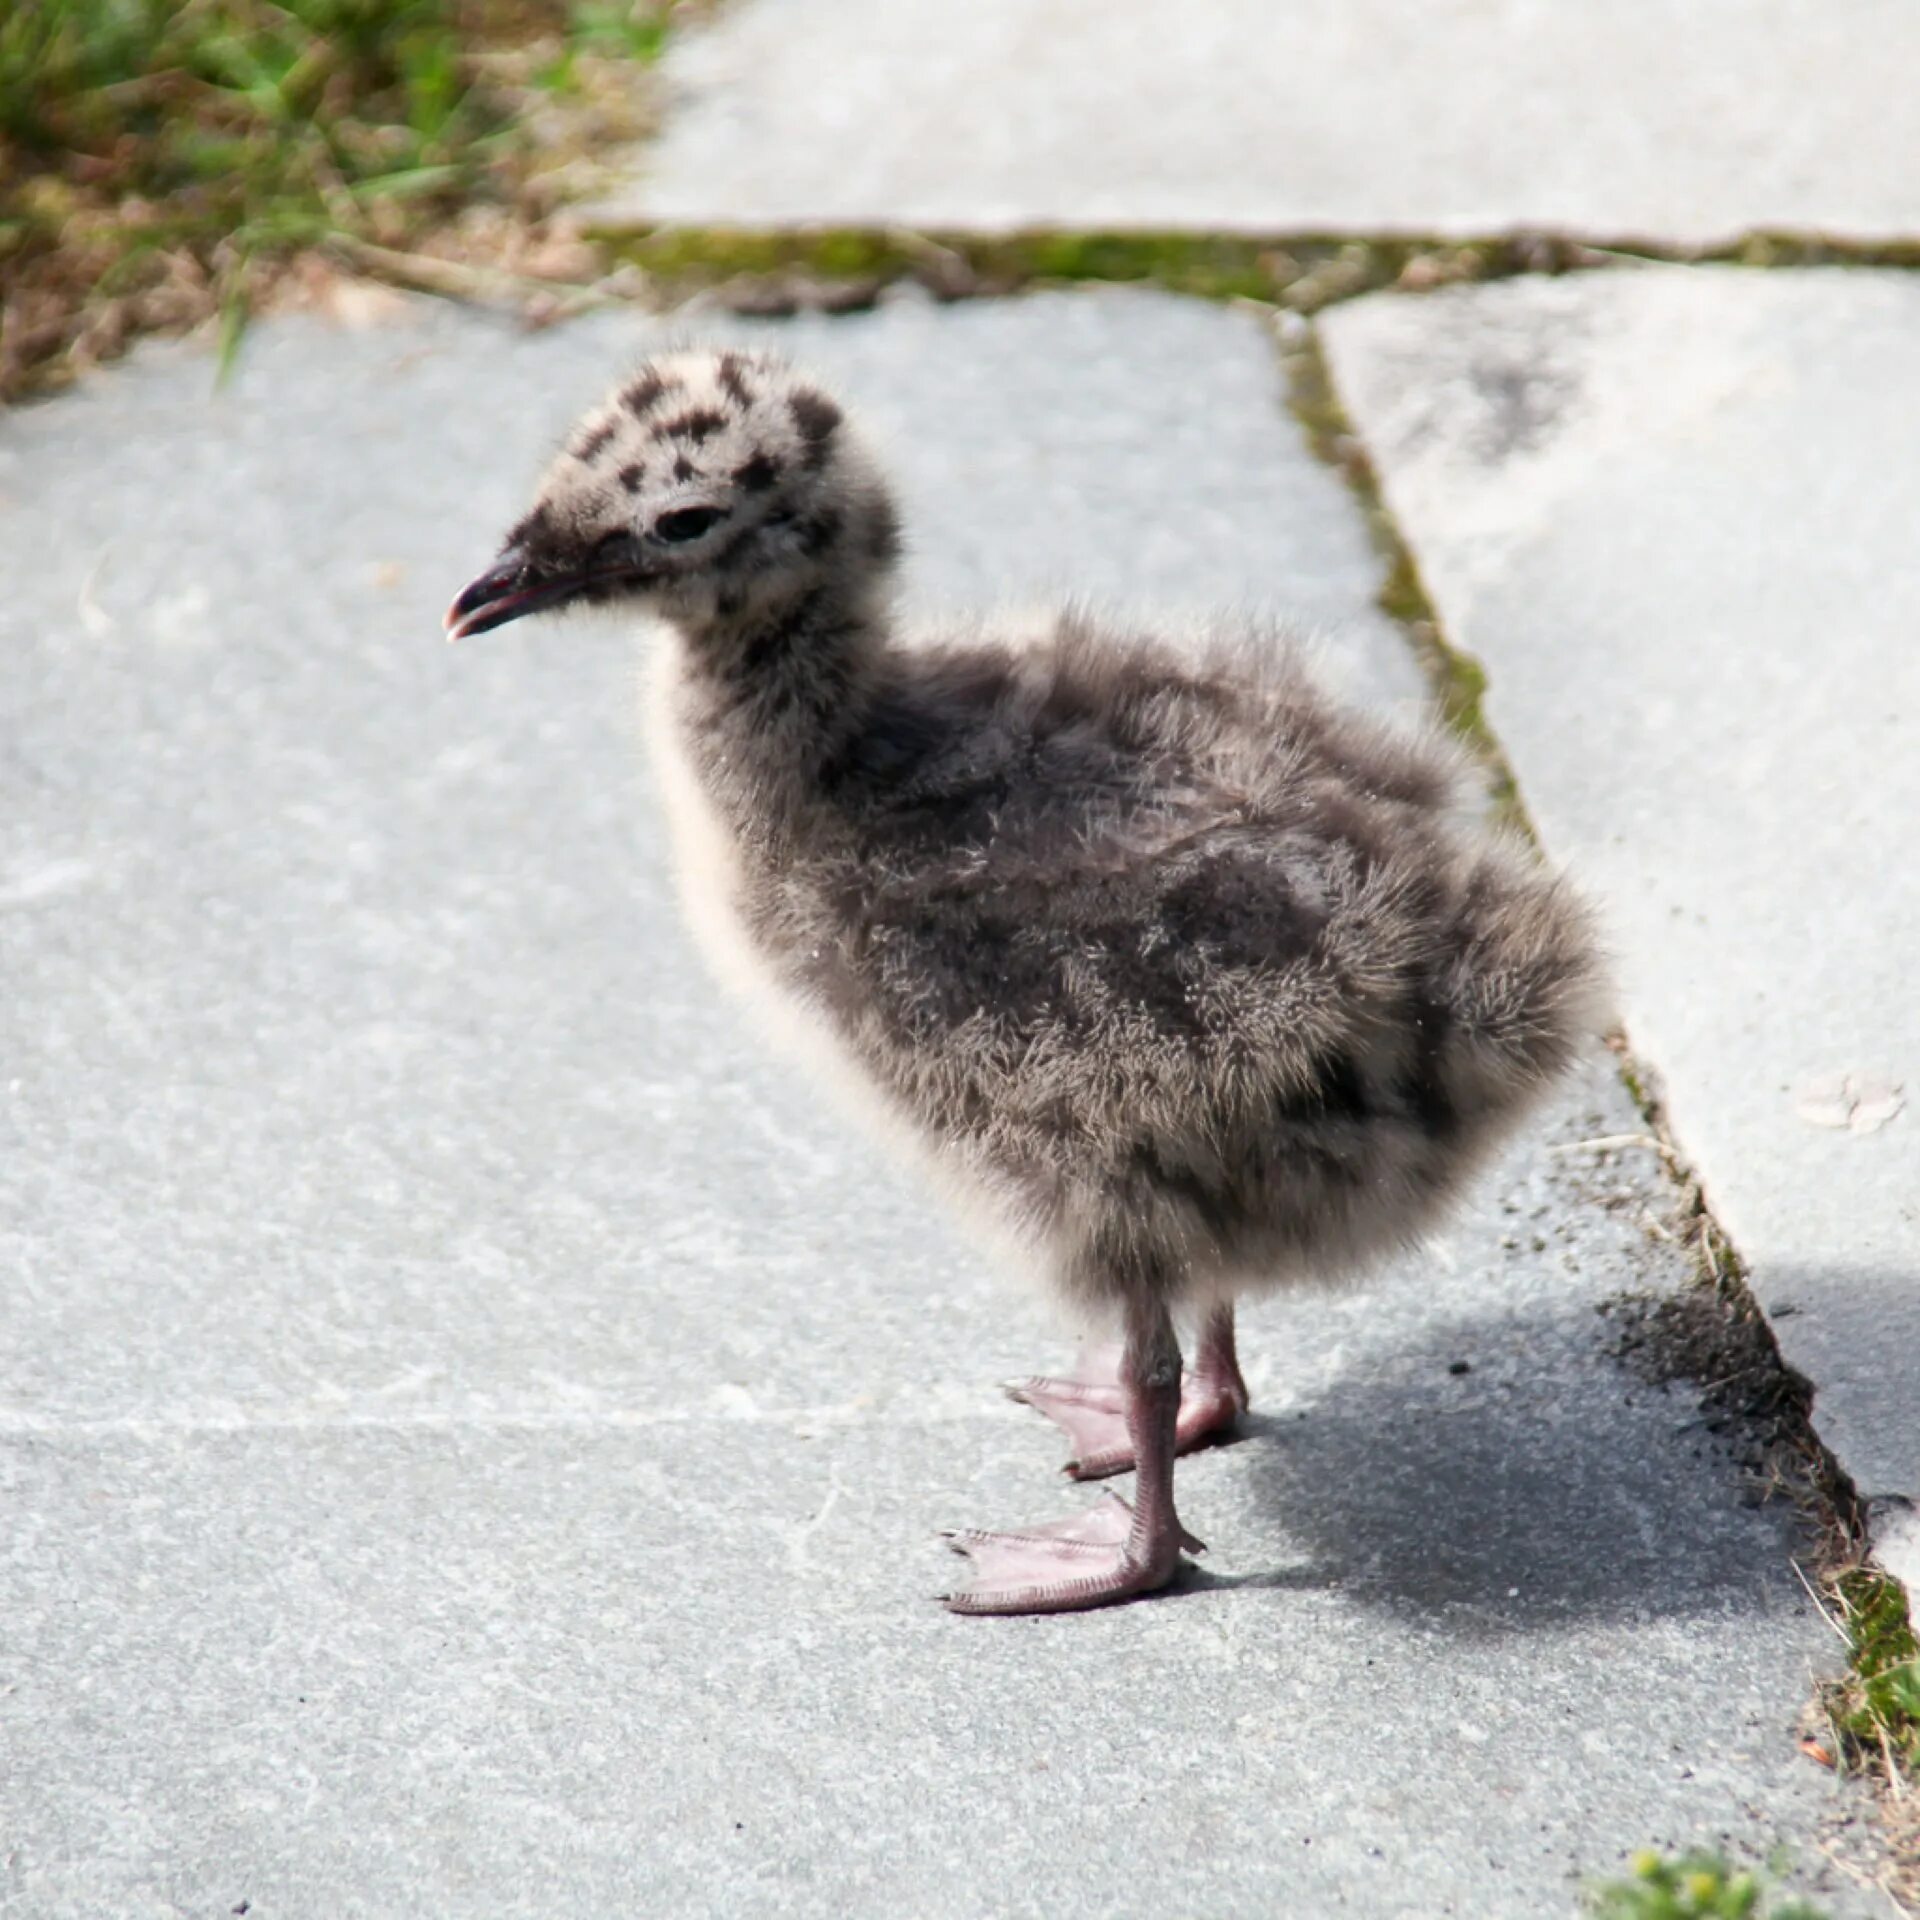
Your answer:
1170,1293 -> 1812,1634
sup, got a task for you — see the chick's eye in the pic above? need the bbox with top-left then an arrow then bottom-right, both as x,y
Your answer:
654,506 -> 727,544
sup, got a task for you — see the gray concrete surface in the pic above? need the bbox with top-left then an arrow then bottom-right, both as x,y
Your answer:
1321,265 -> 1920,1604
594,0 -> 1920,244
0,290 -> 1885,1915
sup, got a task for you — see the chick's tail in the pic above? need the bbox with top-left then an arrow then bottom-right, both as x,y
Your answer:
1431,842 -> 1614,1121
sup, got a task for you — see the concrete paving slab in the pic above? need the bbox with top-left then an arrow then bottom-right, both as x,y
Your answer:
0,290 -> 1882,1912
594,0 -> 1920,245
0,287 -> 1417,1431
1321,264 -> 1920,1600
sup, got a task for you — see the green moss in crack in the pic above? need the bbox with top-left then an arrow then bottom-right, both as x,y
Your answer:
612,226 -> 912,281
600,224 -> 1920,327
1615,1054 -> 1653,1115
1727,232 -> 1920,272
605,226 -> 1291,301
598,225 -> 1643,312
1280,328 -> 1526,826
1823,1567 -> 1920,1774
986,231 -> 1276,301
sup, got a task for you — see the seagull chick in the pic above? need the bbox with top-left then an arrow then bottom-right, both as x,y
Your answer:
447,348 -> 1608,1616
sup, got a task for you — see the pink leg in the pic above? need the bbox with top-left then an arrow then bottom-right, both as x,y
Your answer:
1007,1300 -> 1250,1479
943,1298 -> 1201,1615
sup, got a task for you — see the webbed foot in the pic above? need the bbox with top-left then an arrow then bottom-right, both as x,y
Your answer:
1006,1363 -> 1247,1479
939,1491 -> 1203,1615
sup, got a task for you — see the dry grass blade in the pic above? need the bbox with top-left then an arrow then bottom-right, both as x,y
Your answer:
1792,1558 -> 1851,1645
1547,1131 -> 1681,1161
325,231 -> 610,312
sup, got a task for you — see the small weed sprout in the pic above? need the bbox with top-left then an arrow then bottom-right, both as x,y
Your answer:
1587,1850 -> 1827,1920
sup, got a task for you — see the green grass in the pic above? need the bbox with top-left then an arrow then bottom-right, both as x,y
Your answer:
1587,1851 -> 1827,1920
3,0 -> 526,245
0,0 -> 683,397
537,0 -> 668,82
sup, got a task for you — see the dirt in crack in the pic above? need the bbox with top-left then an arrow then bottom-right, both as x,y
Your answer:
1600,1285 -> 1816,1480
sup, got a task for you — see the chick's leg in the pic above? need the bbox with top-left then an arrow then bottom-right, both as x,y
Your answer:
943,1298 -> 1201,1615
1008,1300 -> 1250,1479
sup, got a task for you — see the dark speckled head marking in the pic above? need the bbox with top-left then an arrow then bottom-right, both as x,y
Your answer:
658,407 -> 726,445
623,370 -> 672,417
451,347 -> 903,664
789,389 -> 842,468
735,452 -> 781,493
716,351 -> 755,408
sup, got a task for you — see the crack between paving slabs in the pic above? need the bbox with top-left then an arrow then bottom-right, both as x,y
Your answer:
20,218 -> 1920,409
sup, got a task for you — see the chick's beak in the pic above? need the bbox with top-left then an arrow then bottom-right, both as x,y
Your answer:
445,524 -> 663,640
444,545 -> 562,642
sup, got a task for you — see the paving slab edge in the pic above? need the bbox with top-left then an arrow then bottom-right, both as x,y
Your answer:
14,216 -> 1920,414
581,222 -> 1920,325
583,210 -> 1920,265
